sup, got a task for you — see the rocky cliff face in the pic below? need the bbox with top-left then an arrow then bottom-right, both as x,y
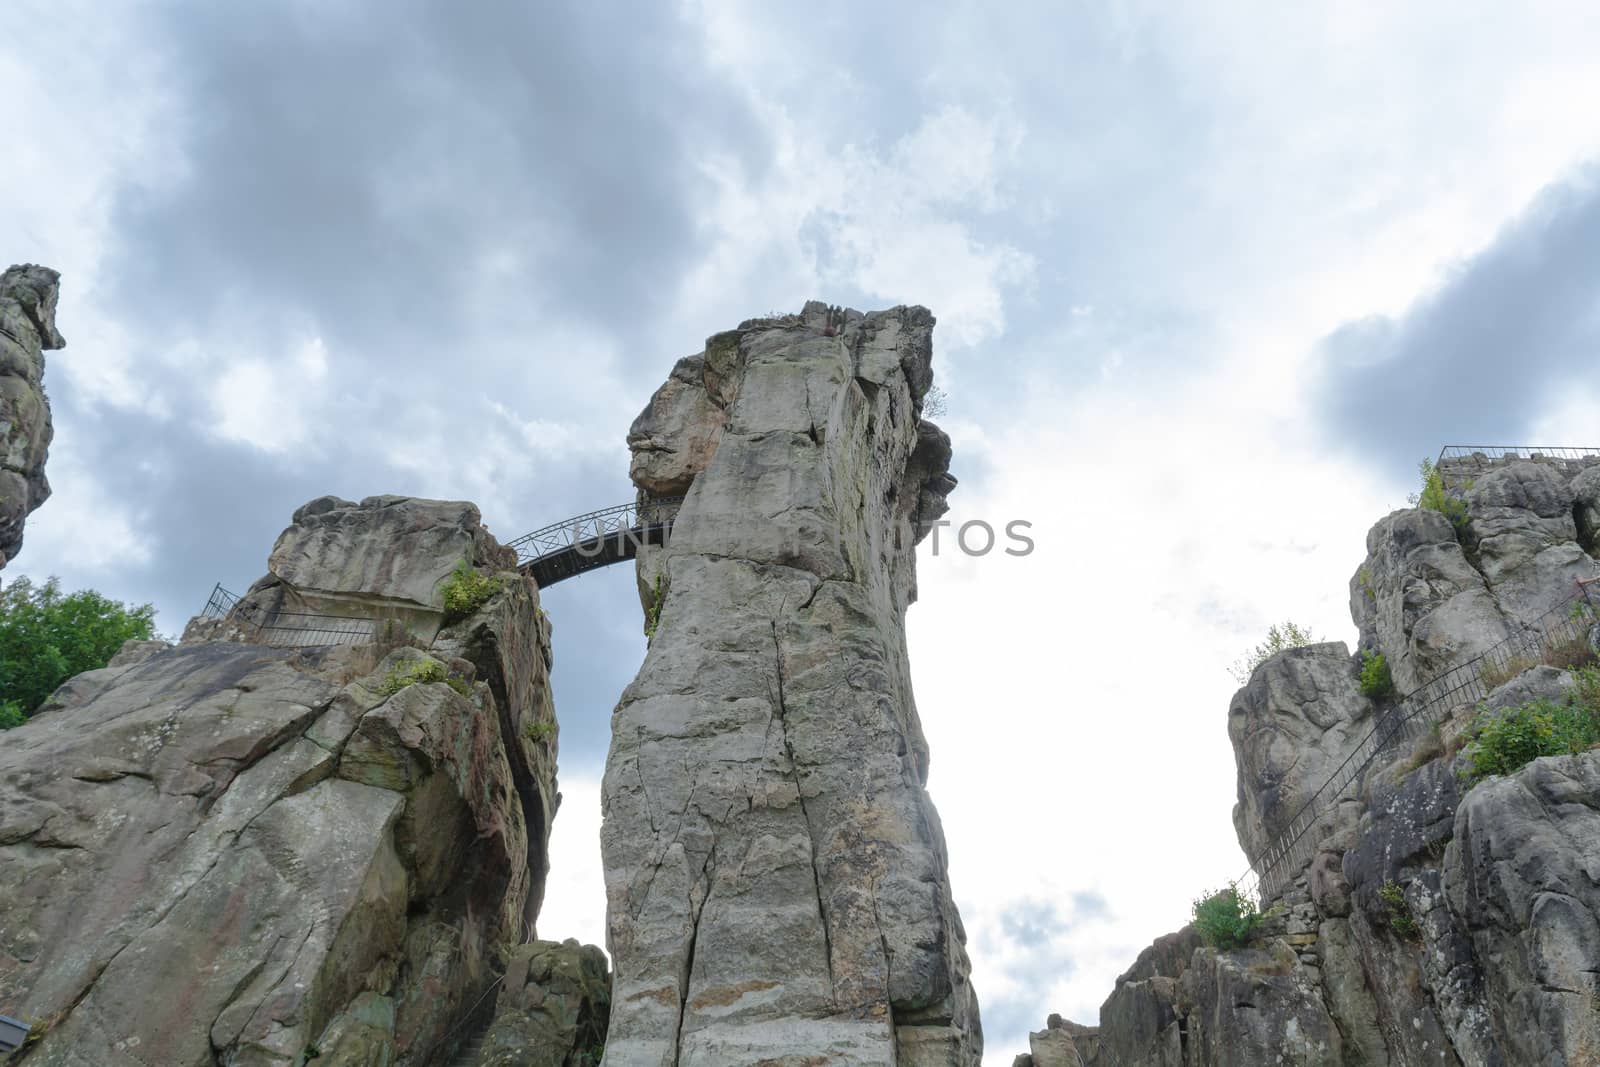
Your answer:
0,263 -> 64,570
1016,453 -> 1600,1067
0,495 -> 575,1066
600,302 -> 977,1065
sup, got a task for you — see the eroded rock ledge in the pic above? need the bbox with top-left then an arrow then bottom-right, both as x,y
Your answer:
601,301 -> 979,1065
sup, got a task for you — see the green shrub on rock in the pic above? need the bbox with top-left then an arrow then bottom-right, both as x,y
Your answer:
1378,880 -> 1421,942
1192,884 -> 1266,950
1228,621 -> 1319,684
378,656 -> 471,698
440,562 -> 502,621
1359,650 -> 1394,700
1408,458 -> 1470,537
1461,692 -> 1600,785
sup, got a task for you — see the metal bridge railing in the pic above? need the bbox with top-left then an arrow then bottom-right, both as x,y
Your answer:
1437,445 -> 1600,464
1237,582 -> 1599,903
503,497 -> 682,568
195,497 -> 685,646
198,585 -> 377,648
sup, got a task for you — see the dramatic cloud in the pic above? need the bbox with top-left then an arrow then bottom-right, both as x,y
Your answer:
1314,166 -> 1600,479
9,2 -> 1600,1062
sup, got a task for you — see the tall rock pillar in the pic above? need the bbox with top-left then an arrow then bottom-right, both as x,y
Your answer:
600,302 -> 978,1065
0,263 -> 64,569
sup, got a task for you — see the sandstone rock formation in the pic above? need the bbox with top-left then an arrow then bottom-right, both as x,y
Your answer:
0,495 -> 567,1066
601,302 -> 978,1065
1019,454 -> 1600,1066
467,939 -> 610,1067
0,263 -> 64,570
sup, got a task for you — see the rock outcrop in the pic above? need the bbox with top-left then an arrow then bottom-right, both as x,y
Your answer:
0,263 -> 64,570
1020,455 -> 1600,1066
601,302 -> 979,1064
0,496 -> 569,1065
468,939 -> 610,1067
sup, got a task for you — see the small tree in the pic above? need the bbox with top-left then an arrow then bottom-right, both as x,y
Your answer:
1408,458 -> 1470,536
1229,621 -> 1319,684
0,576 -> 157,726
1193,884 -> 1267,949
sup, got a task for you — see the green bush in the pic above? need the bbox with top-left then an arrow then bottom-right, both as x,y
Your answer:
1359,650 -> 1395,700
1192,884 -> 1267,950
1461,694 -> 1600,785
378,657 -> 471,698
1408,458 -> 1470,537
1378,880 -> 1421,942
440,563 -> 502,621
523,719 -> 556,743
1228,621 -> 1319,684
644,573 -> 666,641
0,576 -> 157,727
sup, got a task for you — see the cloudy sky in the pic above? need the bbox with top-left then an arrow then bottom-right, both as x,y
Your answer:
7,2 -> 1600,1058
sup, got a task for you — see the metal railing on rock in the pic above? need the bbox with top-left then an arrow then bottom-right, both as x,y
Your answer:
1435,445 -> 1600,490
193,496 -> 684,646
198,584 -> 377,648
1237,582 -> 1599,903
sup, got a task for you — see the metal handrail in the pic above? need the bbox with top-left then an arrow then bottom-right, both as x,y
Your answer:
503,497 -> 682,567
196,497 -> 685,644
1236,581 -> 1599,902
1437,445 -> 1600,468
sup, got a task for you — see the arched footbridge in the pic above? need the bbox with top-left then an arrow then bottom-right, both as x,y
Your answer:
199,497 -> 681,638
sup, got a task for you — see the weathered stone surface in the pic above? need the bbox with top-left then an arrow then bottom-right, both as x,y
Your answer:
470,939 -> 610,1067
1022,1020 -> 1086,1066
601,301 -> 979,1065
1445,751 -> 1600,1065
1177,940 -> 1343,1066
1573,466 -> 1600,553
0,263 -> 64,569
1465,461 -> 1594,627
0,499 -> 557,1066
1229,642 -> 1373,869
1353,509 -> 1511,693
1090,928 -> 1197,1066
242,494 -> 516,622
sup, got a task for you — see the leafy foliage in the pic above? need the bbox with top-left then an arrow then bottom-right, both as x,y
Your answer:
923,384 -> 949,418
378,656 -> 472,698
440,562 -> 502,621
523,719 -> 556,743
1408,458 -> 1470,537
1359,650 -> 1395,700
1228,620 -> 1319,684
1378,880 -> 1421,942
0,576 -> 157,726
1192,884 -> 1267,950
1461,683 -> 1600,785
644,573 -> 666,642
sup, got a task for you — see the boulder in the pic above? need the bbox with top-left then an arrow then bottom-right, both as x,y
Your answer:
601,302 -> 979,1065
1353,509 -> 1511,693
0,263 -> 64,569
1228,642 -> 1373,871
1465,462 -> 1593,627
469,939 -> 609,1067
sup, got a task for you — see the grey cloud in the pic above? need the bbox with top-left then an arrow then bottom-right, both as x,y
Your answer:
1313,164 -> 1600,480
109,2 -> 769,359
